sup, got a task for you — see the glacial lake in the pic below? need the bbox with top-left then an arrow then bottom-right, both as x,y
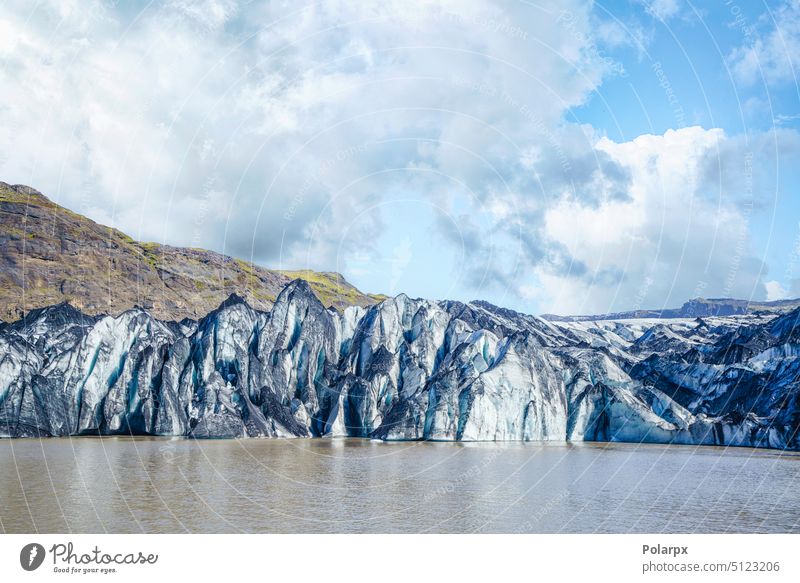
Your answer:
1,438 -> 798,533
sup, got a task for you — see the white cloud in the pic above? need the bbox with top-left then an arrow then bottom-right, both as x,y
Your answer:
168,0 -> 238,30
531,126 -> 796,315
0,0 -> 795,314
642,0 -> 681,21
0,0 -> 613,271
728,0 -> 800,87
765,280 -> 789,300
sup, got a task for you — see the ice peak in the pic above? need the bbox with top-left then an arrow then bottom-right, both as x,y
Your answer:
275,278 -> 322,307
12,301 -> 96,330
217,292 -> 249,311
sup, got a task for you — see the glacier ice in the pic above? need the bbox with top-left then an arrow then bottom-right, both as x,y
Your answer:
0,281 -> 799,450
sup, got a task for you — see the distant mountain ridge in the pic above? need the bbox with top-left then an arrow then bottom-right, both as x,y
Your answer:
0,181 -> 385,322
540,297 -> 800,322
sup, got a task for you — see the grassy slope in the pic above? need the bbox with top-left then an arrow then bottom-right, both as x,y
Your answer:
278,269 -> 389,307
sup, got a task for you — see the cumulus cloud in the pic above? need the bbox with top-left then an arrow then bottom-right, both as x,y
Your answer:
728,0 -> 800,87
0,0 -> 610,262
0,0 -> 795,314
765,279 -> 789,300
641,0 -> 682,21
528,126 -> 800,314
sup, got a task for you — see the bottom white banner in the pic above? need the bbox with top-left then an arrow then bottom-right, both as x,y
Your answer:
0,534 -> 796,582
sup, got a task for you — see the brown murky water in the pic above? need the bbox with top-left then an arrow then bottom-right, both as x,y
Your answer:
1,438 -> 798,533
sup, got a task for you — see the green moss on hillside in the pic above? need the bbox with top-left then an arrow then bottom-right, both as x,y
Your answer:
278,269 -> 381,309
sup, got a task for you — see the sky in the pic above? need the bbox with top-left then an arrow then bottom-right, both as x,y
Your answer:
0,0 -> 798,316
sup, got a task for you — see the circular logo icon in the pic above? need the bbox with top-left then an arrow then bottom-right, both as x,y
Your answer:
20,543 -> 46,571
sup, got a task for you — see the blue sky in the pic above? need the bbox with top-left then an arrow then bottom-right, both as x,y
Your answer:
0,0 -> 798,315
572,0 -> 800,311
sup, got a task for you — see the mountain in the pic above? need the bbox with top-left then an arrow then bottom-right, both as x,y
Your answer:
1,281 -> 799,450
541,297 -> 800,322
0,181 -> 384,322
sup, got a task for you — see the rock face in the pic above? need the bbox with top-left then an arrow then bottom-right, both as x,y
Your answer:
1,281 -> 799,450
0,181 -> 384,322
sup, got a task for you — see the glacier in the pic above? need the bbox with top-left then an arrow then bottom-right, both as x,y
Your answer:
0,280 -> 799,450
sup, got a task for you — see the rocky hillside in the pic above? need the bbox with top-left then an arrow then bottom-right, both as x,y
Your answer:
1,281 -> 798,450
0,181 -> 384,321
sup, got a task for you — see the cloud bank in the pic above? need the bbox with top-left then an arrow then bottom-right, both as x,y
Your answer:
0,0 -> 796,314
